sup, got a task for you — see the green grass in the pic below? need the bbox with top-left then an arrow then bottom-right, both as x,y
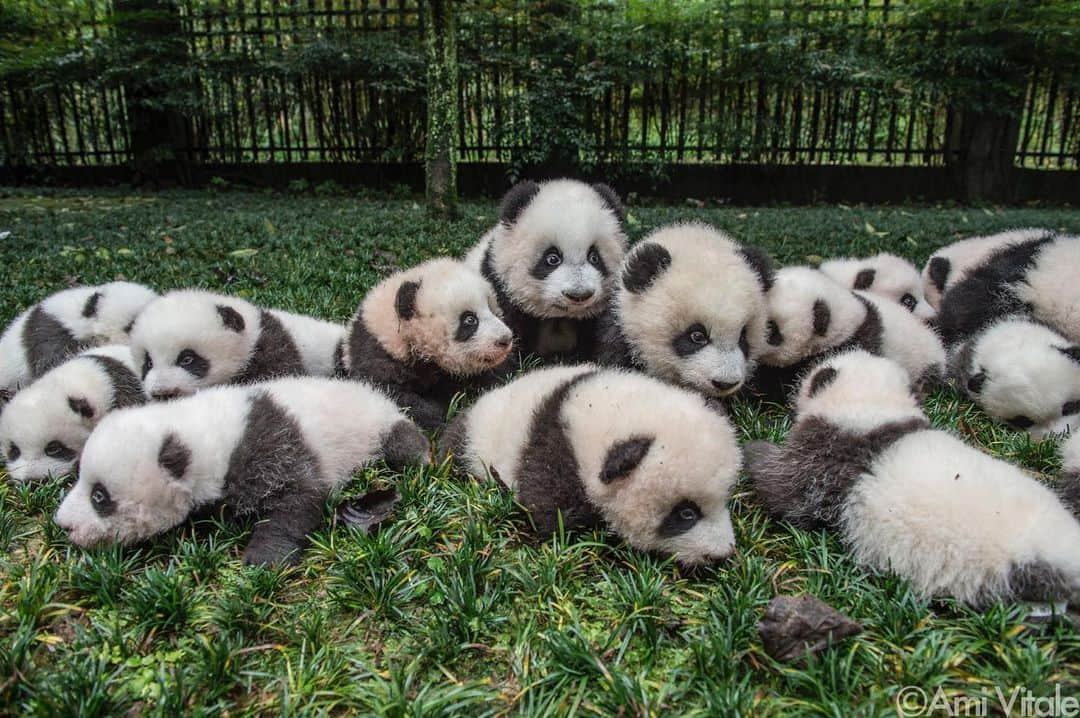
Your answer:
1,187 -> 1079,716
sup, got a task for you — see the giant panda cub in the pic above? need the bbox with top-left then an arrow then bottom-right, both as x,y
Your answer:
593,222 -> 773,399
0,282 -> 157,398
820,253 -> 935,321
345,258 -> 513,430
1,345 -> 144,483
745,349 -> 1080,606
54,377 -> 429,566
922,228 -> 1051,312
130,290 -> 346,400
950,316 -> 1080,438
439,365 -> 741,565
467,179 -> 628,361
936,231 -> 1079,346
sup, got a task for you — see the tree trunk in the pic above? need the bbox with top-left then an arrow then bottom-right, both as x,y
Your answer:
945,106 -> 1022,203
424,0 -> 458,217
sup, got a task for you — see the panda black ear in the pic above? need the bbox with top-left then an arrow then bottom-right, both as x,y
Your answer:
967,371 -> 986,394
766,319 -> 784,346
738,246 -> 775,292
158,432 -> 191,480
82,291 -> 103,318
591,183 -> 626,224
622,243 -> 672,294
807,366 -> 839,397
499,180 -> 541,227
1058,346 -> 1080,364
812,300 -> 831,336
600,436 -> 654,484
395,280 -> 421,321
216,305 -> 246,333
927,257 -> 951,292
0,389 -> 10,412
68,396 -> 94,419
853,269 -> 876,290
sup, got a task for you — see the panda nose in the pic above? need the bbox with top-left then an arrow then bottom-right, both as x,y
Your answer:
711,379 -> 739,392
152,390 -> 182,402
495,335 -> 512,349
562,289 -> 595,303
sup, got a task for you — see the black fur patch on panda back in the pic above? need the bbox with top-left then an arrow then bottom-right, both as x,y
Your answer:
1058,469 -> 1080,522
1004,561 -> 1070,604
217,305 -> 246,333
22,306 -> 82,379
745,416 -> 929,530
380,419 -> 429,471
499,180 -> 541,227
233,311 -> 305,385
927,256 -> 951,293
591,183 -> 626,224
738,246 -> 775,292
515,371 -> 601,535
158,433 -> 191,480
395,280 -> 421,321
332,339 -> 347,377
947,337 -> 979,392
812,300 -> 831,337
88,355 -> 146,410
82,291 -> 103,318
623,243 -> 672,294
437,411 -> 472,466
600,436 -> 653,484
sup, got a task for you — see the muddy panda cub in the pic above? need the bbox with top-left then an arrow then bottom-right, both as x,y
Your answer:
820,253 -> 934,321
1,345 -> 144,483
130,290 -> 346,400
745,349 -> 1080,606
440,365 -> 742,565
345,258 -> 513,430
0,282 -> 157,397
468,179 -> 628,360
54,377 -> 429,565
594,222 -> 773,399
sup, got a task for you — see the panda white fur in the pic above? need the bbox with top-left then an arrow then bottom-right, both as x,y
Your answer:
54,377 -> 429,565
922,228 -> 1051,312
468,179 -> 628,360
745,349 -> 1080,606
594,222 -> 773,399
130,290 -> 346,400
344,258 -> 514,430
853,290 -> 945,387
935,231 -> 1080,346
820,253 -> 935,321
950,317 -> 1080,438
0,282 -> 157,397
1,345 -> 144,483
439,365 -> 741,565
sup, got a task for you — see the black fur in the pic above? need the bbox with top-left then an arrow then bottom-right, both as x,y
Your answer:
233,311 -> 306,385
68,396 -> 94,419
812,300 -> 831,337
437,412 -> 472,465
530,248 -> 562,281
22,306 -> 82,378
806,367 -> 838,397
738,246 -> 775,292
158,433 -> 191,480
947,336 -> 978,392
672,324 -> 708,358
853,269 -> 876,290
216,305 -> 246,333
88,355 -> 146,410
332,339 -> 347,377
81,291 -> 103,318
499,180 -> 541,227
1005,561 -> 1070,603
927,256 -> 951,293
395,280 -> 421,321
380,419 -> 429,470
591,183 -> 626,224
767,320 -> 784,346
454,312 -> 479,342
592,308 -> 638,368
177,349 -> 210,379
622,243 -> 672,294
1059,346 -> 1080,364
600,436 -> 653,484
1058,468 -> 1080,522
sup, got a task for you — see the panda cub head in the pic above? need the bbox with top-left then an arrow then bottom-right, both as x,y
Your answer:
759,267 -> 869,368
820,253 -> 934,321
487,179 -> 627,319
615,222 -> 773,397
953,317 -> 1080,437
130,290 -> 259,400
358,258 -> 513,376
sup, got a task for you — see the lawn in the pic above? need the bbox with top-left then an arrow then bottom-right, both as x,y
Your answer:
1,187 -> 1079,716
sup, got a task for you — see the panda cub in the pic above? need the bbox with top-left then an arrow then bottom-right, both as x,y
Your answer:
1,345 -> 144,483
467,179 -> 628,361
345,258 -> 513,430
54,377 -> 429,566
131,290 -> 346,400
594,222 -> 773,399
922,228 -> 1051,312
0,282 -> 157,397
745,349 -> 1080,606
440,365 -> 741,565
950,317 -> 1080,437
820,253 -> 935,321
936,231 -> 1079,346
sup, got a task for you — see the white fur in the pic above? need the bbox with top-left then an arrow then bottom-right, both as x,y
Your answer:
1,345 -> 141,483
1062,431 -> 1080,476
855,291 -> 945,384
1014,235 -> 1080,344
821,253 -> 934,321
271,310 -> 346,378
921,228 -> 1049,310
53,377 -> 407,548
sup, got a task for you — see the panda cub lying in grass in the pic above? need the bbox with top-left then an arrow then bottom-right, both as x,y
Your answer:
745,349 -> 1080,607
820,252 -> 935,322
54,377 -> 429,566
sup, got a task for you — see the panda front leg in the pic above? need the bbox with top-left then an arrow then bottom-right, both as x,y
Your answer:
242,482 -> 329,567
390,388 -> 449,431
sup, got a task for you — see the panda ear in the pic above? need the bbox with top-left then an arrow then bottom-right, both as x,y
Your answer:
591,183 -> 626,224
216,305 -> 246,333
622,243 -> 672,294
967,371 -> 986,394
395,280 -> 421,321
927,257 -> 951,292
1058,346 -> 1080,364
853,269 -> 876,290
766,319 -> 784,346
82,291 -> 103,318
0,389 -> 10,414
499,180 -> 541,228
600,436 -> 654,484
812,300 -> 831,336
68,396 -> 94,420
158,432 -> 191,480
738,246 -> 775,292
807,366 -> 839,397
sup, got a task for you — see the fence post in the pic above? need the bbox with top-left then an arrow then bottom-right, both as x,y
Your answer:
424,0 -> 459,217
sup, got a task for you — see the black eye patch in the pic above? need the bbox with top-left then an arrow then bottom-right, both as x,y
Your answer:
90,482 -> 115,517
531,247 -> 563,280
767,320 -> 783,346
1007,415 -> 1034,430
455,311 -> 479,342
807,366 -> 838,397
141,353 -> 153,379
176,349 -> 209,378
658,499 -> 702,538
586,245 -> 610,277
900,293 -> 918,312
738,325 -> 749,356
672,323 -> 710,357
1063,401 -> 1080,417
967,371 -> 986,394
45,440 -> 77,462
812,300 -> 831,337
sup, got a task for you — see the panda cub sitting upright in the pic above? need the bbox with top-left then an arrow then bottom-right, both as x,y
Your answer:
594,222 -> 773,399
345,258 -> 514,430
820,253 -> 935,321
54,377 -> 429,566
466,179 -> 628,361
440,365 -> 742,566
745,349 -> 1080,606
0,282 -> 157,397
1,345 -> 144,483
130,290 -> 346,400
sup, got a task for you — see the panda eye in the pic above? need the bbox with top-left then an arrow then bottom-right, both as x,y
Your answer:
900,293 -> 918,311
543,249 -> 562,267
659,499 -> 702,537
90,482 -> 115,516
690,328 -> 709,345
45,441 -> 74,460
8,444 -> 20,461
587,248 -> 601,267
1063,401 -> 1080,417
177,350 -> 195,367
1007,415 -> 1034,430
175,349 -> 208,377
462,312 -> 478,326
